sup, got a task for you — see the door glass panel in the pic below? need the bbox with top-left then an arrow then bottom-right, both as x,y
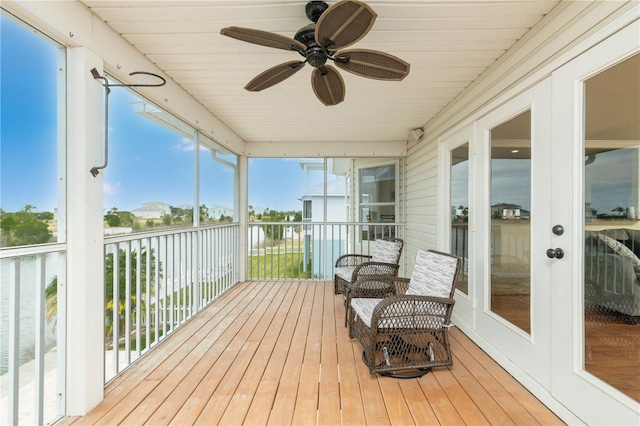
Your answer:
451,143 -> 470,295
359,164 -> 396,240
583,53 -> 640,402
490,111 -> 532,333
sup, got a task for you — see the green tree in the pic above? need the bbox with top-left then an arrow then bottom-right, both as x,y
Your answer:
105,214 -> 121,227
0,205 -> 52,247
117,211 -> 135,227
45,277 -> 59,330
199,204 -> 209,223
260,211 -> 286,241
105,248 -> 161,337
45,248 -> 162,340
162,214 -> 172,226
37,211 -> 54,221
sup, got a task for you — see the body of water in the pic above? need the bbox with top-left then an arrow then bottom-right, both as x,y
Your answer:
0,256 -> 59,375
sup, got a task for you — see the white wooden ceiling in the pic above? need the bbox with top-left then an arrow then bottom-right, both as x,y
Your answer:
81,1 -> 561,144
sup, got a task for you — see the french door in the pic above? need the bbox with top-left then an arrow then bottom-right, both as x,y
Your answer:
473,79 -> 553,388
550,21 -> 640,424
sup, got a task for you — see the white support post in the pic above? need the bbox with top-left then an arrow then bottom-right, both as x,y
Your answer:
65,47 -> 105,415
238,155 -> 248,282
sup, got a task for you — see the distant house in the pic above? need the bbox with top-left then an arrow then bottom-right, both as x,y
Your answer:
491,203 -> 531,220
131,201 -> 171,219
298,159 -> 346,223
298,160 -> 347,278
207,204 -> 233,219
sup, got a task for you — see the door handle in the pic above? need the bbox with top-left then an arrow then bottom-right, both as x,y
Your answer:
546,248 -> 564,259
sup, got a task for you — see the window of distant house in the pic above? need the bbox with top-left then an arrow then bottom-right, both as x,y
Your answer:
303,200 -> 312,221
358,163 -> 397,240
103,85 -> 195,233
199,134 -> 238,225
0,13 -> 65,247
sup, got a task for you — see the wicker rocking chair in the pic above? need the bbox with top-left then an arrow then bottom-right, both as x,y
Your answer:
349,249 -> 461,378
333,237 -> 404,296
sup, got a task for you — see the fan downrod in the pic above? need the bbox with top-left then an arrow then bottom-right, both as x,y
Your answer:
305,1 -> 328,23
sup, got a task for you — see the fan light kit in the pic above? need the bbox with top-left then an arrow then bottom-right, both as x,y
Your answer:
220,0 -> 410,106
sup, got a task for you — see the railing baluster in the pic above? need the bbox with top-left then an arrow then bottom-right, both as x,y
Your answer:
8,258 -> 21,426
112,242 -> 120,377
136,239 -> 142,358
34,255 -> 46,426
124,241 -> 131,366
145,237 -> 151,353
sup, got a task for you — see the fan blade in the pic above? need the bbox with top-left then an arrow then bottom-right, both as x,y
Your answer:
221,26 -> 306,52
311,65 -> 345,106
245,61 -> 306,91
333,49 -> 410,81
315,0 -> 376,50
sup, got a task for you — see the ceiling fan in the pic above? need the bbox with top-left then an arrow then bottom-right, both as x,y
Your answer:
220,0 -> 410,106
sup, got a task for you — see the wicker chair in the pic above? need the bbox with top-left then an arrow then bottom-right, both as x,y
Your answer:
333,237 -> 404,296
349,249 -> 461,378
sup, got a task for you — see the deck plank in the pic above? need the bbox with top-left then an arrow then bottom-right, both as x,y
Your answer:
267,283 -> 317,425
334,291 -> 367,425
292,283 -> 324,425
65,281 -> 564,425
397,379 -> 440,425
168,281 -> 284,426
217,282 -> 301,425
449,328 -> 563,425
244,283 -> 309,425
317,283 -> 341,426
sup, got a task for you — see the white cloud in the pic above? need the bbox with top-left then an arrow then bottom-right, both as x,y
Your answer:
172,137 -> 195,152
104,181 -> 122,196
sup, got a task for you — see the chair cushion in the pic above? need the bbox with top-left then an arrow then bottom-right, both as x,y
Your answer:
371,239 -> 402,264
406,249 -> 458,298
351,298 -> 383,327
335,266 -> 356,282
596,234 -> 640,268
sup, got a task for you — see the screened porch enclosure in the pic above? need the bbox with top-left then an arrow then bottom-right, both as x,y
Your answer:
3,1 -> 640,425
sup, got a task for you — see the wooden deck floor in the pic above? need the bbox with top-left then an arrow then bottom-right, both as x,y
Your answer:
61,281 -> 563,425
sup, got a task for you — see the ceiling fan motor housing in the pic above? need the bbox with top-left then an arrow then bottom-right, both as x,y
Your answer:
294,24 -> 329,68
306,1 -> 329,23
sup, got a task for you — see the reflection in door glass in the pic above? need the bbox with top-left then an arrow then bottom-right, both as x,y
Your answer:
451,144 -> 469,295
583,53 -> 640,402
490,111 -> 531,333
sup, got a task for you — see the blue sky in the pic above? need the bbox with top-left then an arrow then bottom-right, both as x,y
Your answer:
0,13 -> 307,215
1,15 -> 59,213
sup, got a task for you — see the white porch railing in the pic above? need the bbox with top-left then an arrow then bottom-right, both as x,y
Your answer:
1,244 -> 66,426
247,221 -> 404,280
103,224 -> 239,382
2,221 -> 411,424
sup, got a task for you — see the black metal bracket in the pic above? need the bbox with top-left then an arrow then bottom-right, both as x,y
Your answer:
89,68 -> 166,177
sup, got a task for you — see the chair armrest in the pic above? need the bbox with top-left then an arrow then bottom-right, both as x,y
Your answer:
352,261 -> 399,280
335,254 -> 372,267
349,276 -> 408,298
371,295 -> 456,330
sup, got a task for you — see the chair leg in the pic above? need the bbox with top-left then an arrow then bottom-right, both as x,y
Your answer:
344,289 -> 350,327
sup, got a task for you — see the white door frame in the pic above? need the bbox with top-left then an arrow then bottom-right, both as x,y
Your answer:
439,124 -> 475,328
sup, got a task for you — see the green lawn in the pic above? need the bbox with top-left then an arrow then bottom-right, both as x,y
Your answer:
248,252 -> 312,279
